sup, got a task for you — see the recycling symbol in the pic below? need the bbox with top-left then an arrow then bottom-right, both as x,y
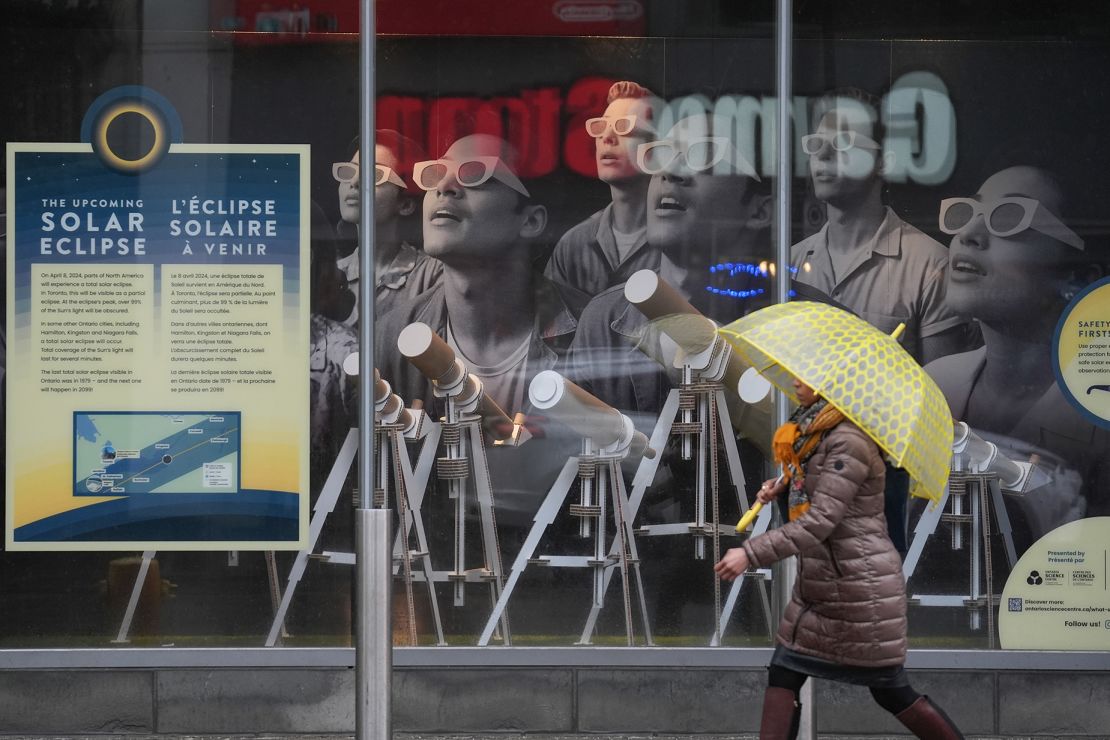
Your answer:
1027,570 -> 1043,586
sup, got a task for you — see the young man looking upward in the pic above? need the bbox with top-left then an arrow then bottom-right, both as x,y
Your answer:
790,90 -> 968,366
333,130 -> 441,326
544,81 -> 661,297
376,133 -> 586,418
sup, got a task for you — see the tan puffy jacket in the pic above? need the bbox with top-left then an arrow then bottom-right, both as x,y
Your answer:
742,420 -> 907,667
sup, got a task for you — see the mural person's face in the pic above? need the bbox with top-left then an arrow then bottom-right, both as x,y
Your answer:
593,97 -> 654,184
337,149 -> 360,224
945,166 -> 1074,325
807,109 -> 882,206
644,116 -> 754,264
373,144 -> 407,227
420,135 -> 531,263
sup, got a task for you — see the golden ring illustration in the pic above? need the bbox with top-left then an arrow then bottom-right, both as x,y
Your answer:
93,101 -> 167,173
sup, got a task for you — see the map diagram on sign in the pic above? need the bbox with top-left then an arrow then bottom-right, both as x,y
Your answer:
73,412 -> 241,496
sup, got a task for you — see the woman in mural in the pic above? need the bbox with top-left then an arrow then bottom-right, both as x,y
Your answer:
925,165 -> 1110,541
714,376 -> 964,739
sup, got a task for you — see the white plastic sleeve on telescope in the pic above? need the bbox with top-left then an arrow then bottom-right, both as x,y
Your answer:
624,269 -> 718,355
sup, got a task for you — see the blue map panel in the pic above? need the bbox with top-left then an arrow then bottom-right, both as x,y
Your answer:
73,411 -> 241,496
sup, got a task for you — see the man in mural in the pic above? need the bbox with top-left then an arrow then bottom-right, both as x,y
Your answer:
375,133 -> 588,550
564,111 -> 771,423
791,89 -> 973,557
377,132 -> 586,413
925,165 -> 1109,542
544,81 -> 662,297
561,111 -> 772,636
332,130 -> 442,327
791,89 -> 969,366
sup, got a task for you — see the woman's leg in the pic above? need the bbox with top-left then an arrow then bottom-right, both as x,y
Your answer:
760,665 -> 807,740
871,685 -> 965,739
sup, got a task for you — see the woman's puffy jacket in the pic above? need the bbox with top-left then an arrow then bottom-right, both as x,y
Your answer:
742,420 -> 908,667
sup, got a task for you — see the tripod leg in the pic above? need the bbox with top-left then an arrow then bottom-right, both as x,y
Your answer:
577,390 -> 680,644
714,390 -> 749,507
988,479 -> 1018,568
396,430 -> 446,646
388,430 -> 418,646
607,468 -> 636,646
264,550 -> 289,640
266,428 -> 358,647
903,485 -> 951,582
468,423 -> 510,644
113,550 -> 156,644
613,463 -> 653,646
477,458 -> 579,645
712,503 -> 774,646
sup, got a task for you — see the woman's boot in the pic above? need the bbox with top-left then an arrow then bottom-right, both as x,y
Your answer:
894,695 -> 965,739
759,686 -> 801,740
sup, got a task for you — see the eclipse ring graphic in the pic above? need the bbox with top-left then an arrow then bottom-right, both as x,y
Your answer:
91,100 -> 170,174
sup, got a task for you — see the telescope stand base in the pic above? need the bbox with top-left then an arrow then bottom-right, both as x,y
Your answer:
905,474 -> 1017,640
580,386 -> 773,646
478,455 -> 652,647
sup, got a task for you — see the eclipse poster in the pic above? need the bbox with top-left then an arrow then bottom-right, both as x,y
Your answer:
5,134 -> 310,551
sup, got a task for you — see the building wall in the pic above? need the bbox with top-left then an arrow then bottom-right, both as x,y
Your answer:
1,661 -> 1107,737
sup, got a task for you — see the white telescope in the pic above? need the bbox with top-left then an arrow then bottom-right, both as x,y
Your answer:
341,352 -> 427,438
951,421 -> 1045,494
625,270 -> 730,380
624,269 -> 773,459
397,322 -> 527,444
529,370 -> 654,460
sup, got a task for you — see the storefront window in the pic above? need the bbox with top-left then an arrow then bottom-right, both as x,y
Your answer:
2,1 -> 1108,654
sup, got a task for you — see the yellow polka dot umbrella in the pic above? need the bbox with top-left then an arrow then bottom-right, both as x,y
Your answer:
719,301 -> 951,504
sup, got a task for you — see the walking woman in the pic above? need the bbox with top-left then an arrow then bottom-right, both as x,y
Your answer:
714,376 -> 964,739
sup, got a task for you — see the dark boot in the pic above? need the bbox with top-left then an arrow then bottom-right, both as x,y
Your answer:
895,695 -> 965,739
759,686 -> 801,740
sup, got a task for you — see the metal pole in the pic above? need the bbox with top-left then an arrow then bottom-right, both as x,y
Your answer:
774,1 -> 814,737
357,2 -> 389,740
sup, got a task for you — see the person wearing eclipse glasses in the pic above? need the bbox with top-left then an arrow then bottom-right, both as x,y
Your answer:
790,90 -> 972,558
564,110 -> 771,422
790,90 -> 969,367
560,110 -> 773,637
374,133 -> 590,558
926,165 -> 1110,538
375,132 -> 588,419
544,81 -> 663,297
331,130 -> 442,326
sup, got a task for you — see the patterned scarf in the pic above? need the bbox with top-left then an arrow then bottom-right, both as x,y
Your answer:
772,397 -> 845,521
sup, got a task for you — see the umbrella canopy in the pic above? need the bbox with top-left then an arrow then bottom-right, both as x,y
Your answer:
719,301 -> 951,503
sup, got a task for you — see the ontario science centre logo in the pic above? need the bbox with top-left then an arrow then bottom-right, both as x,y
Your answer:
1027,570 -> 1044,585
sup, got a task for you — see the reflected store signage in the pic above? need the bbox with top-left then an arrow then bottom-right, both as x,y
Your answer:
378,70 -> 956,184
4,86 -> 311,551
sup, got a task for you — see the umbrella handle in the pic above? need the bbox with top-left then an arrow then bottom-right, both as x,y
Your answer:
891,322 -> 906,341
735,501 -> 763,533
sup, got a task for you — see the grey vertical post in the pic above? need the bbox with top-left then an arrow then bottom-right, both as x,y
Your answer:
774,1 -> 814,737
356,508 -> 391,739
357,2 -> 390,740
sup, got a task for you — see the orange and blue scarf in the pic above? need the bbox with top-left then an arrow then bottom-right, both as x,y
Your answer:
772,398 -> 845,521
